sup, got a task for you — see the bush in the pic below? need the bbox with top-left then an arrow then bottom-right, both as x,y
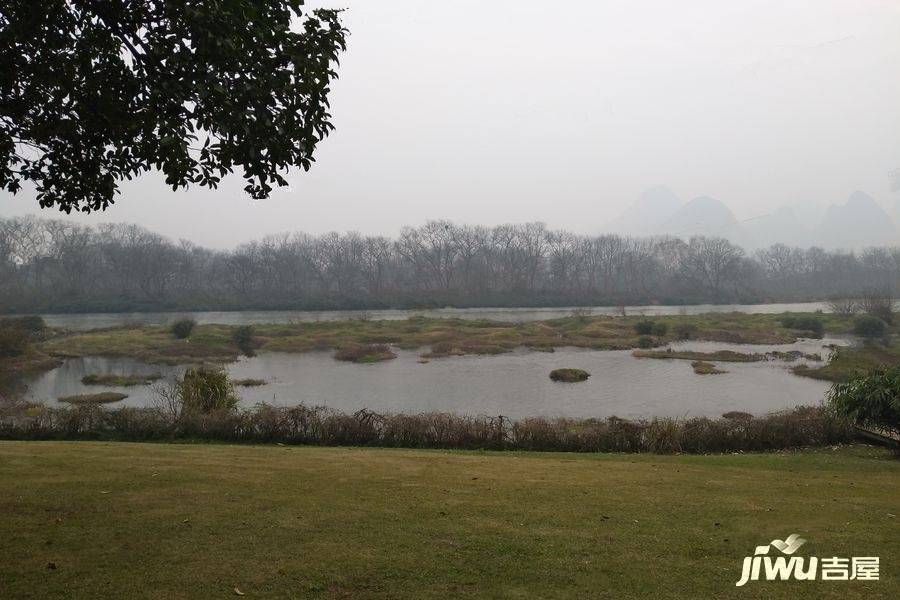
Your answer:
232,325 -> 257,356
0,315 -> 46,332
636,335 -> 655,349
170,318 -> 196,339
779,315 -> 824,336
826,298 -> 858,316
861,290 -> 895,325
853,315 -> 887,338
0,326 -> 29,358
828,365 -> 900,439
650,322 -> 668,336
672,323 -> 697,340
633,320 -> 654,335
177,367 -> 239,415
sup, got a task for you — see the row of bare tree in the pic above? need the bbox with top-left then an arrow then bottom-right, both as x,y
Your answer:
0,217 -> 897,312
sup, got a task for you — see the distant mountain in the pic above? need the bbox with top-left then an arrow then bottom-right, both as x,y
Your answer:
813,191 -> 897,249
743,207 -> 809,248
658,196 -> 752,246
606,186 -> 681,236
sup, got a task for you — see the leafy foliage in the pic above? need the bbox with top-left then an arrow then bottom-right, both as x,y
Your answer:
0,324 -> 28,357
861,290 -> 895,325
232,325 -> 257,356
853,315 -> 887,338
672,323 -> 697,340
0,315 -> 45,332
778,315 -> 824,336
177,366 -> 238,415
828,365 -> 900,437
0,1 -> 347,212
170,318 -> 196,339
633,320 -> 654,335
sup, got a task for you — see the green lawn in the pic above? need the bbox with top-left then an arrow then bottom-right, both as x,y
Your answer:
0,442 -> 897,599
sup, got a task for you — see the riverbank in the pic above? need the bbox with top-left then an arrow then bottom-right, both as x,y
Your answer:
0,404 -> 851,453
0,441 -> 896,599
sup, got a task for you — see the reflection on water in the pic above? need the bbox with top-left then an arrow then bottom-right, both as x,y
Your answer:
18,337 -> 845,420
32,302 -> 830,331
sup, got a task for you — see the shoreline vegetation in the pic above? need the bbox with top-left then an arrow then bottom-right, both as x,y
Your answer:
0,403 -> 852,454
0,310 -> 897,385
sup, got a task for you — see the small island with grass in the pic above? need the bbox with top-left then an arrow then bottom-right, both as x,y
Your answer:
691,361 -> 727,375
232,378 -> 267,387
549,368 -> 591,382
334,343 -> 397,363
81,373 -> 162,387
57,392 -> 128,404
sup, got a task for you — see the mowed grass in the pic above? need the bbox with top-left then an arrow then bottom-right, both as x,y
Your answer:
0,442 -> 897,599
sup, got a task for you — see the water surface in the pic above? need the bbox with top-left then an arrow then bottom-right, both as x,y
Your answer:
19,336 -> 844,420
32,302 -> 830,331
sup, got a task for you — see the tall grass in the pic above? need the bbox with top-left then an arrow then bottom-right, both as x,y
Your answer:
0,403 -> 852,453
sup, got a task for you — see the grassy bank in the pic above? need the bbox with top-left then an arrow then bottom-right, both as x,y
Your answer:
794,341 -> 900,383
0,441 -> 896,599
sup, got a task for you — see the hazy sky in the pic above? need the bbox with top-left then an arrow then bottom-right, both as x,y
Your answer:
2,0 -> 899,248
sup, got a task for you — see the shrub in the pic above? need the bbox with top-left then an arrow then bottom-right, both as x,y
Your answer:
232,325 -> 257,356
570,307 -> 592,320
861,290 -> 895,325
826,298 -> 858,316
0,315 -> 46,332
778,315 -> 824,336
853,315 -> 887,338
828,365 -> 900,439
177,366 -> 239,415
650,322 -> 668,336
170,318 -> 196,339
672,323 -> 697,340
0,326 -> 29,358
633,320 -> 654,335
636,335 -> 655,349
549,368 -> 590,383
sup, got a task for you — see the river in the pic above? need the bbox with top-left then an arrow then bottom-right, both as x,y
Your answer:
33,302 -> 830,331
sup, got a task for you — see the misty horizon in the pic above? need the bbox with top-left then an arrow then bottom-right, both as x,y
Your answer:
2,0 -> 899,248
